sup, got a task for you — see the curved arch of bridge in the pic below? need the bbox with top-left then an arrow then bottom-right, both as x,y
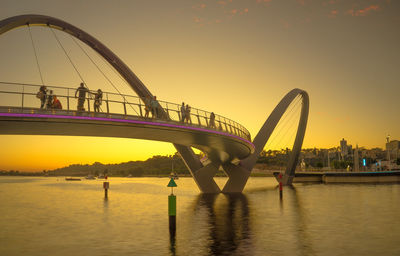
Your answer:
251,89 -> 309,185
222,89 -> 309,192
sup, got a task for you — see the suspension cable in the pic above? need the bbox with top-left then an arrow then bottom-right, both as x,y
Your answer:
281,115 -> 302,152
267,98 -> 302,150
269,100 -> 302,151
264,95 -> 301,148
276,103 -> 302,151
49,27 -> 88,89
93,47 -> 148,105
96,50 -> 133,91
69,36 -> 139,115
274,99 -> 303,147
264,95 -> 302,150
27,24 -> 45,85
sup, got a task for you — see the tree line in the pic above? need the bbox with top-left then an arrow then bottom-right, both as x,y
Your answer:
0,154 -> 190,177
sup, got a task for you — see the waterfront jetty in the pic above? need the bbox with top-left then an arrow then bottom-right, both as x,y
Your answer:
273,171 -> 400,184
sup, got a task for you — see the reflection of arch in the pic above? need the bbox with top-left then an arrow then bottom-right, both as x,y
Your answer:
223,89 -> 309,192
286,186 -> 316,255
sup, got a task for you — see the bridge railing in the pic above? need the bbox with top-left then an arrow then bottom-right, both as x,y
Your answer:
0,82 -> 251,141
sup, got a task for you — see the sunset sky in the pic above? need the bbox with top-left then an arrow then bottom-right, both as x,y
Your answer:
0,0 -> 399,171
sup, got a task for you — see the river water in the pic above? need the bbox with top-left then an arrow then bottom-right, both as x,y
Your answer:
0,176 -> 399,256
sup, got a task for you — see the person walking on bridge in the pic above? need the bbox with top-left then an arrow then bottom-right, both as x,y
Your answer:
180,102 -> 185,122
94,89 -> 103,112
46,90 -> 54,109
143,96 -> 151,118
150,96 -> 159,118
185,104 -> 192,124
75,82 -> 90,111
209,112 -> 216,128
36,85 -> 47,109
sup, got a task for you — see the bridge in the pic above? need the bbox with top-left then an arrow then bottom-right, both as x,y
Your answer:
0,14 -> 309,193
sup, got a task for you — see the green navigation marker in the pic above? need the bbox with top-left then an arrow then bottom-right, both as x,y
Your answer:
167,178 -> 177,236
168,195 -> 176,216
167,178 -> 177,195
167,178 -> 178,188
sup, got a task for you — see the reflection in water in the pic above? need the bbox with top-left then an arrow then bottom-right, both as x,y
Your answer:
169,230 -> 176,256
286,186 -> 316,256
1,177 -> 399,256
192,193 -> 252,256
102,197 -> 109,223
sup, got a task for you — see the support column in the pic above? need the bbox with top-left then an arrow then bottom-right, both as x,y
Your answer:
193,162 -> 221,193
221,162 -> 251,193
282,91 -> 309,185
174,143 -> 221,193
241,89 -> 309,187
282,174 -> 295,186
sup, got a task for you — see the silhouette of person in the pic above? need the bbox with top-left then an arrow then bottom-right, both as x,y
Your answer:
143,96 -> 151,118
180,102 -> 185,122
52,95 -> 62,109
37,85 -> 47,109
185,104 -> 192,124
150,96 -> 159,118
46,90 -> 54,109
209,112 -> 216,128
94,89 -> 103,112
75,82 -> 90,111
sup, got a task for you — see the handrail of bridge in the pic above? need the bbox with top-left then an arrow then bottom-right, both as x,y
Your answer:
0,82 -> 251,141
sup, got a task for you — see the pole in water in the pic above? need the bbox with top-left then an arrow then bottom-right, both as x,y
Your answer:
168,194 -> 176,235
167,178 -> 178,236
103,176 -> 109,199
278,173 -> 283,199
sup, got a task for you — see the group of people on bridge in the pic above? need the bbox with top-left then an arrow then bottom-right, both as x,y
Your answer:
143,95 -> 160,118
180,102 -> 216,129
180,102 -> 192,123
37,86 -> 62,110
142,98 -> 217,130
37,83 -> 103,112
36,83 -> 221,131
74,83 -> 103,112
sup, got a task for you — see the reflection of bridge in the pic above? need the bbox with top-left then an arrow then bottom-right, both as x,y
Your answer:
0,15 -> 309,193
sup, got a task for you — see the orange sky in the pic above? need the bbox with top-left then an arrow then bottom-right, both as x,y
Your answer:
0,0 -> 399,171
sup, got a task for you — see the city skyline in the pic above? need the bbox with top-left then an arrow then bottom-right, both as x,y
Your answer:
0,0 -> 399,171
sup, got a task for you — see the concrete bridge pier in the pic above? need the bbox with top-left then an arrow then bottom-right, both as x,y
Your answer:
174,144 -> 221,193
193,162 -> 221,193
221,163 -> 251,193
282,174 -> 295,185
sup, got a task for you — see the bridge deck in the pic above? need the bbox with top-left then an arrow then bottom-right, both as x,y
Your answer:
0,106 -> 254,162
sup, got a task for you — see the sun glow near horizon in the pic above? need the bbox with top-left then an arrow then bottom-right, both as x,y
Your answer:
0,135 -> 176,172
